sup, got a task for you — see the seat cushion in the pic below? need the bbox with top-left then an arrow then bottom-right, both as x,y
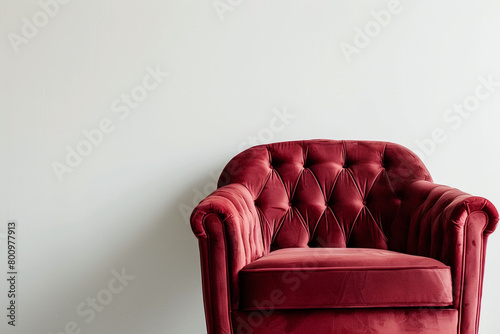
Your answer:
239,248 -> 452,310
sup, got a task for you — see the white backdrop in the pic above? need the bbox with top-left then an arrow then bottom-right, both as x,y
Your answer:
1,1 -> 500,333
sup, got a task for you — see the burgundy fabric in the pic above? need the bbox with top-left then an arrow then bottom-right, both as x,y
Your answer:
239,248 -> 452,310
218,140 -> 432,251
191,183 -> 266,333
190,140 -> 499,334
389,180 -> 499,334
232,308 -> 458,334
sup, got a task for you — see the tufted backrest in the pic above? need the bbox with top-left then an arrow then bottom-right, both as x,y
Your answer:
218,140 -> 432,251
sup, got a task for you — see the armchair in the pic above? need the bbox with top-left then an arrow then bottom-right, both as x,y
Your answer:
190,140 -> 497,334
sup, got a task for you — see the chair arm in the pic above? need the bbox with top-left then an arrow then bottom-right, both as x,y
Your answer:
190,183 -> 265,334
393,180 -> 498,334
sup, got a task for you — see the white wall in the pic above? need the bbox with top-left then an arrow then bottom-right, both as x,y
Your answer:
1,0 -> 499,333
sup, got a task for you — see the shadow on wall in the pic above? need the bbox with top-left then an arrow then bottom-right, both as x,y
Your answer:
94,172 -> 214,334
28,170 -> 217,334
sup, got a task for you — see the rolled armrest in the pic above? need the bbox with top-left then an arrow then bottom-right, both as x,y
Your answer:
190,183 -> 265,334
394,181 -> 498,257
392,180 -> 498,334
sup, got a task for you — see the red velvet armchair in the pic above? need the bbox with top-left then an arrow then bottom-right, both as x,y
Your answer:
190,140 -> 498,334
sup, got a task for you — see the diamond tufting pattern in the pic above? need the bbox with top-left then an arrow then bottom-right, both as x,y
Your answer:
218,140 -> 432,251
191,139 -> 499,334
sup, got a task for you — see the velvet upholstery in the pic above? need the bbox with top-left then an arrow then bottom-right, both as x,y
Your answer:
190,140 -> 498,334
239,248 -> 453,310
232,308 -> 459,334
